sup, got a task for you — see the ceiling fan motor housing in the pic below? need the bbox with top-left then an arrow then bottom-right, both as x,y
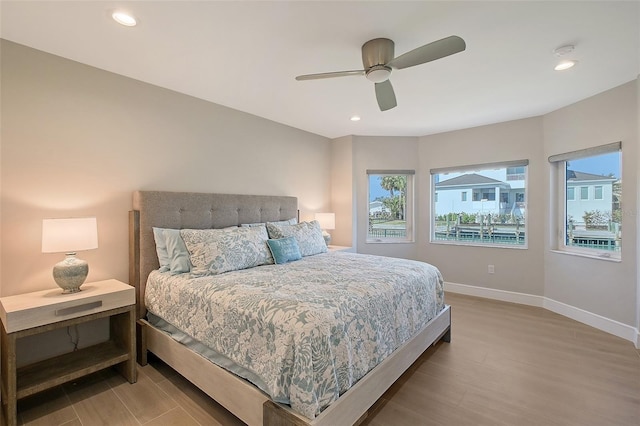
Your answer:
362,38 -> 394,69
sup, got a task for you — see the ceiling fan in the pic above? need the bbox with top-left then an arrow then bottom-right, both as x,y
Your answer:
295,35 -> 466,111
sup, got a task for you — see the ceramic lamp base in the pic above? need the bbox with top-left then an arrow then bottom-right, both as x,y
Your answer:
322,231 -> 331,245
52,253 -> 88,293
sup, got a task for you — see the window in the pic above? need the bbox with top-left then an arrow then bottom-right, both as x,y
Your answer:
431,160 -> 528,247
482,190 -> 496,201
473,189 -> 496,201
594,186 -> 603,200
549,142 -> 621,258
580,186 -> 588,200
367,170 -> 414,243
506,166 -> 526,181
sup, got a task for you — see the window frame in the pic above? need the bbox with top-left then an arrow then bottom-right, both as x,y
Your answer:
549,142 -> 621,260
430,160 -> 528,249
366,170 -> 415,244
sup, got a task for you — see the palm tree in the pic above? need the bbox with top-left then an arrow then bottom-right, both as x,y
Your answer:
379,176 -> 407,220
612,179 -> 621,223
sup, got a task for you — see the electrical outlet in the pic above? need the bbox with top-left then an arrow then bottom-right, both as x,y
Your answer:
488,264 -> 495,274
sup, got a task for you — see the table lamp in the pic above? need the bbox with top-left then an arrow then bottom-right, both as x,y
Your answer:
42,217 -> 98,293
314,213 -> 335,245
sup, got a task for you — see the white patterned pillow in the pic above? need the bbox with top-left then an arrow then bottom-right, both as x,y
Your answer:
266,220 -> 327,257
180,227 -> 273,276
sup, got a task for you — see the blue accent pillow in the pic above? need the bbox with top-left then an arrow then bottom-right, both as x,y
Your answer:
152,227 -> 171,272
163,229 -> 191,274
266,237 -> 302,264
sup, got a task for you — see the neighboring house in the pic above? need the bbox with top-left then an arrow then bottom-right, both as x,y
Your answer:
435,168 -> 615,223
566,170 -> 616,224
434,170 -> 525,219
369,200 -> 389,216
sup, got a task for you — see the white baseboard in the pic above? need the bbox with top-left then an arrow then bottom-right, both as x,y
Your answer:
444,282 -> 544,307
445,281 -> 640,349
543,298 -> 639,347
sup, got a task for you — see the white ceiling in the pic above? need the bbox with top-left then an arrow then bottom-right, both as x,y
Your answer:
1,1 -> 638,139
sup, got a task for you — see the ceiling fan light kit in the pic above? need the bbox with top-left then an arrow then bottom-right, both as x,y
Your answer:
365,65 -> 392,83
296,35 -> 466,111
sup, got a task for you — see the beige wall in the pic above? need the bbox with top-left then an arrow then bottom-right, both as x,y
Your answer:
352,136 -> 420,260
0,40 -> 331,298
637,74 -> 640,341
418,117 -> 546,296
543,81 -> 638,326
330,135 -> 355,248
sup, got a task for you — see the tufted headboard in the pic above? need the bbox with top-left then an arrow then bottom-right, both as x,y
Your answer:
129,191 -> 298,319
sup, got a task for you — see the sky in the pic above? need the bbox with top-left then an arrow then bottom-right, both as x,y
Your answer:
369,176 -> 390,201
567,152 -> 621,178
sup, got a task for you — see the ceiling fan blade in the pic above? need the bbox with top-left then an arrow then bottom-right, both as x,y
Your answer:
375,80 -> 397,111
295,70 -> 365,81
387,35 -> 466,70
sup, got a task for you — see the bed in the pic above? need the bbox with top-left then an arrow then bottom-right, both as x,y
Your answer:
129,190 -> 451,426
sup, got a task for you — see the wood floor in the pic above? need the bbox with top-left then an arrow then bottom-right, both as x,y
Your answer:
8,292 -> 640,426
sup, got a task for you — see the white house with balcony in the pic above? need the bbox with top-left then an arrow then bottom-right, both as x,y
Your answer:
369,200 -> 389,217
434,169 -> 526,220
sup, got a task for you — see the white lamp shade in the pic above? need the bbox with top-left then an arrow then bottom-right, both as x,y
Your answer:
315,213 -> 335,230
42,217 -> 98,253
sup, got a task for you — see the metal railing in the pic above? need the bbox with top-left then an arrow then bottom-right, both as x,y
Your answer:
368,228 -> 407,238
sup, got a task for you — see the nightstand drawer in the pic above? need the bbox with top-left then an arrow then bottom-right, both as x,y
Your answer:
0,279 -> 134,333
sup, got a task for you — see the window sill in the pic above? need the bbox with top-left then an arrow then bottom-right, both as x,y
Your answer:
430,240 -> 527,250
366,239 -> 414,244
549,249 -> 621,263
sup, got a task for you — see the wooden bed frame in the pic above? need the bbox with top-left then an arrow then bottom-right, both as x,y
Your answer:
129,190 -> 451,426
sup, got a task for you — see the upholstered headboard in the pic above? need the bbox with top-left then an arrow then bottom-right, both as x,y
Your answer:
129,191 -> 298,319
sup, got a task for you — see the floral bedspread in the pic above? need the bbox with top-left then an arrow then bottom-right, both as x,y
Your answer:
145,251 -> 444,419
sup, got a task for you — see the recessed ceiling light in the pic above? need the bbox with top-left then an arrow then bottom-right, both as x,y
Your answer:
554,60 -> 577,71
112,11 -> 137,27
350,116 -> 361,122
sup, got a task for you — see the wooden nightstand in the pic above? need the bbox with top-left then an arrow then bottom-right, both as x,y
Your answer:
0,279 -> 136,426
